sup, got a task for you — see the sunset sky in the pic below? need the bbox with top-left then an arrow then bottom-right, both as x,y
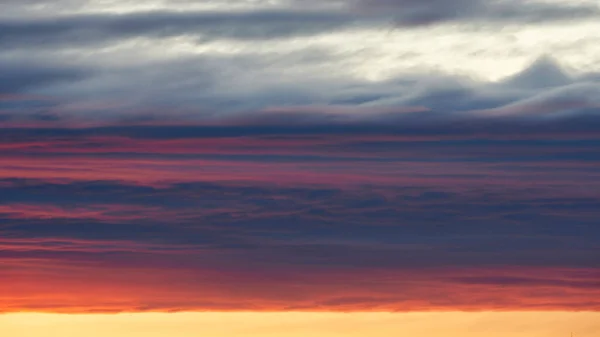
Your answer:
1,0 -> 599,336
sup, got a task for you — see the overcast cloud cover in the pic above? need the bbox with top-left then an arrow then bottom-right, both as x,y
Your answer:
1,0 -> 599,313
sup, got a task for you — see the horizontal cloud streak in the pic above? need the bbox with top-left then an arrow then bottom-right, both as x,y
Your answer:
352,0 -> 600,26
2,263 -> 599,312
0,59 -> 91,94
0,10 -> 360,49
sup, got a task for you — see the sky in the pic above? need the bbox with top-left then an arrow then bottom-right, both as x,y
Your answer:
1,0 -> 600,336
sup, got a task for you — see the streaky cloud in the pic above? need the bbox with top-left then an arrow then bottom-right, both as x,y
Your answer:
0,9 -> 359,49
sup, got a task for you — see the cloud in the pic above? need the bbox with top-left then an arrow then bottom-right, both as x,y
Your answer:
1,0 -> 599,315
500,55 -> 572,89
1,53 -> 599,131
1,98 -> 599,313
1,261 -> 599,312
1,0 -> 597,53
0,9 -> 359,49
351,0 -> 600,26
481,82 -> 600,117
0,59 -> 91,94
0,178 -> 598,269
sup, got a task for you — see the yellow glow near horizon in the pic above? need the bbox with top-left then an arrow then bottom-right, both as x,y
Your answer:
1,312 -> 599,337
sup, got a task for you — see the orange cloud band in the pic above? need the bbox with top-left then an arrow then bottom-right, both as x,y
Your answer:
2,261 -> 599,313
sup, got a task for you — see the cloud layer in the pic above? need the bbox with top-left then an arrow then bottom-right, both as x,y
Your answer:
1,0 -> 599,313
1,113 -> 599,311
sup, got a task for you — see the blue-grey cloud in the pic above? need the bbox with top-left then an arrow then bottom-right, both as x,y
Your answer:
0,0 -> 597,52
1,179 -> 598,269
0,10 -> 360,49
2,53 -> 599,127
352,0 -> 600,26
0,59 -> 91,93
